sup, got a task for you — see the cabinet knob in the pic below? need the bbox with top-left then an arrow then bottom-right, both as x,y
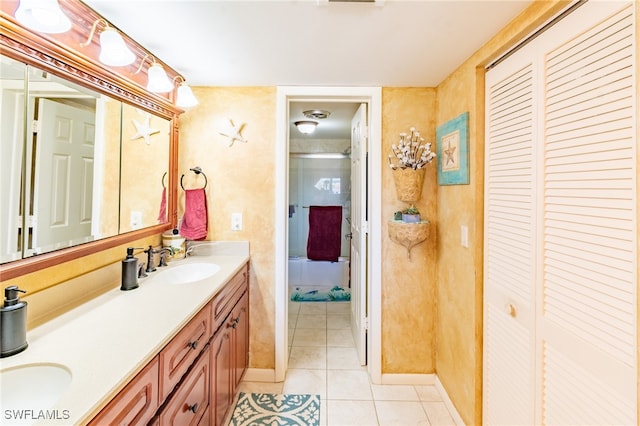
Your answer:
228,317 -> 240,329
505,303 -> 516,317
187,340 -> 198,350
187,403 -> 199,413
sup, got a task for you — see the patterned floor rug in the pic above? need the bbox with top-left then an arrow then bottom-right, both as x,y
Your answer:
290,285 -> 351,302
229,392 -> 320,426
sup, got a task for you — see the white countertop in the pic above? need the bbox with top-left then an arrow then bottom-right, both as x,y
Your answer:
0,241 -> 249,426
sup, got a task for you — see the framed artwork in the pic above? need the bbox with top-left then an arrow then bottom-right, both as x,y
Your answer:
437,112 -> 469,185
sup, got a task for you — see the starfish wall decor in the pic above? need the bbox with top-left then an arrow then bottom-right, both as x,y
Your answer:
130,113 -> 160,145
218,118 -> 248,147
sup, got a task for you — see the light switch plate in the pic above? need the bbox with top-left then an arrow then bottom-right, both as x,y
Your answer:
130,211 -> 142,229
461,225 -> 469,248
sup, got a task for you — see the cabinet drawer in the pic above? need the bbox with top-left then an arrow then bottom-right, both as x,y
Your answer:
159,347 -> 210,426
212,265 -> 248,332
88,356 -> 159,426
159,304 -> 211,400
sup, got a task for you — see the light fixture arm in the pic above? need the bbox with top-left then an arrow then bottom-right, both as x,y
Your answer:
80,18 -> 108,48
134,53 -> 151,75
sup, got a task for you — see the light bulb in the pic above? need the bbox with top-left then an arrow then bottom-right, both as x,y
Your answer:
99,28 -> 135,66
15,0 -> 71,34
176,82 -> 199,108
146,63 -> 173,93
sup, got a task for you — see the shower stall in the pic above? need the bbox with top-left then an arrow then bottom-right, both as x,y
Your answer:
288,153 -> 351,299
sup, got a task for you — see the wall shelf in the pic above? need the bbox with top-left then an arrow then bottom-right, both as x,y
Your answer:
388,220 -> 430,260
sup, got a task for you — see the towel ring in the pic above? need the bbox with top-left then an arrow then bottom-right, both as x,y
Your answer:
180,166 -> 208,190
161,172 -> 167,188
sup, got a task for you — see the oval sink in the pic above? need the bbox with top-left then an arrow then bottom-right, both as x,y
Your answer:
157,262 -> 220,284
1,363 -> 72,414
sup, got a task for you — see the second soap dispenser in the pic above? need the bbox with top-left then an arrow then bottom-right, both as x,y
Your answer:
1,286 -> 28,357
121,247 -> 139,291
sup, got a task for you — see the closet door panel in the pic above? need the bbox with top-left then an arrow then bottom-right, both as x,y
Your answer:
539,2 -> 637,424
483,50 -> 537,425
485,1 -> 637,425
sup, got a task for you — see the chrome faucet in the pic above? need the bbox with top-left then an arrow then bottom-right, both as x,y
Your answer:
144,245 -> 156,273
145,245 -> 173,272
157,248 -> 172,267
185,241 -> 196,257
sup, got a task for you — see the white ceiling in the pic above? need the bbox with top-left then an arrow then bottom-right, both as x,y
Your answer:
83,0 -> 532,88
82,0 -> 532,140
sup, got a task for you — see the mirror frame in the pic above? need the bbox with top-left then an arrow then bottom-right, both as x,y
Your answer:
0,1 -> 181,280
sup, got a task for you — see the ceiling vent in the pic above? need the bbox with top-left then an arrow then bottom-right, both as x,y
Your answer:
303,109 -> 331,120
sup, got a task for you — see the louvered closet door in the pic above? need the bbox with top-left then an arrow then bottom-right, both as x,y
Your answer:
483,45 -> 538,426
484,1 -> 637,425
538,2 -> 637,424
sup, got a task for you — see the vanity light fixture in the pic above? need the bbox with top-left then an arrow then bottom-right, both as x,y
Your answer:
174,76 -> 199,108
14,0 -> 71,34
81,19 -> 136,67
135,54 -> 173,93
294,120 -> 318,135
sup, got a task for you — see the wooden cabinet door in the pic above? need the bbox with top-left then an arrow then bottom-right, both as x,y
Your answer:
211,325 -> 233,426
232,291 -> 249,389
88,357 -> 159,426
159,347 -> 210,426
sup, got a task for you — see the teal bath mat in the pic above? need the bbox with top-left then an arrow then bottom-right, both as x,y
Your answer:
229,392 -> 320,426
290,285 -> 351,302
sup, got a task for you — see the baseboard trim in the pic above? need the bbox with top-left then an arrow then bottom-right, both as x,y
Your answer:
243,368 -> 276,382
435,376 -> 465,426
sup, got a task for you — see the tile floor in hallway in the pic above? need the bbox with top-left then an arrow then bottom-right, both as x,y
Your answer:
233,301 -> 457,426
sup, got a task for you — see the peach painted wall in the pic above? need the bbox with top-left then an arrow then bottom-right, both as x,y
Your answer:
381,88 -> 437,373
433,1 -> 598,424
178,86 -> 439,374
177,87 -> 277,369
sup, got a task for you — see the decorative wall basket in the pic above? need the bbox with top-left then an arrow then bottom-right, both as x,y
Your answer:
392,168 -> 426,202
388,220 -> 430,260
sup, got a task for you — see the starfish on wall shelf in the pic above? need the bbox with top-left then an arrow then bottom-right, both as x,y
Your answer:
218,118 -> 248,147
131,113 -> 160,145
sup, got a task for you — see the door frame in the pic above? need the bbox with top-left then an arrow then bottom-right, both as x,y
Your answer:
274,86 -> 382,383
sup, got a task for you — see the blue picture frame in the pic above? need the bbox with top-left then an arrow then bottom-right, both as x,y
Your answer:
437,112 -> 469,185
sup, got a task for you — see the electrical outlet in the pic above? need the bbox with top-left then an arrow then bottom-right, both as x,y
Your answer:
231,212 -> 242,231
461,225 -> 469,248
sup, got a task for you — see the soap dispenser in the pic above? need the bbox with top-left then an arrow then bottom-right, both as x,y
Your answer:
1,286 -> 28,357
121,247 -> 139,291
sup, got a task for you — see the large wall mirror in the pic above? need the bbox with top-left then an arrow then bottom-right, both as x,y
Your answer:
0,54 -> 171,265
0,0 -> 181,280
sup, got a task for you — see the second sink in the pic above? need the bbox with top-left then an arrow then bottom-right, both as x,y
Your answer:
1,363 -> 72,417
154,262 -> 220,284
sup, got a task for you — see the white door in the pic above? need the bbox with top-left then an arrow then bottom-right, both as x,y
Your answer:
484,1 -> 637,424
484,47 -> 538,425
32,98 -> 95,252
350,103 -> 368,365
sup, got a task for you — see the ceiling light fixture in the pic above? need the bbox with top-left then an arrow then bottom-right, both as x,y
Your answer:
295,120 -> 318,135
15,0 -> 71,34
81,19 -> 136,67
174,76 -> 199,108
135,54 -> 173,93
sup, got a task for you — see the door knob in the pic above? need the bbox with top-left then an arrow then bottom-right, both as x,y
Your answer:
505,303 -> 516,317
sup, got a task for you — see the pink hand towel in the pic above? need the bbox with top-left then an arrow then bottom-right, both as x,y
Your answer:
157,187 -> 167,222
180,188 -> 208,240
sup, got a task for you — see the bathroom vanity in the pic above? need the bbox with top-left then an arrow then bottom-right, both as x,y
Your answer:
0,243 -> 249,426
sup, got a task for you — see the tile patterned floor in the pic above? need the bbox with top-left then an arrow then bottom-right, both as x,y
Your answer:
233,301 -> 458,426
